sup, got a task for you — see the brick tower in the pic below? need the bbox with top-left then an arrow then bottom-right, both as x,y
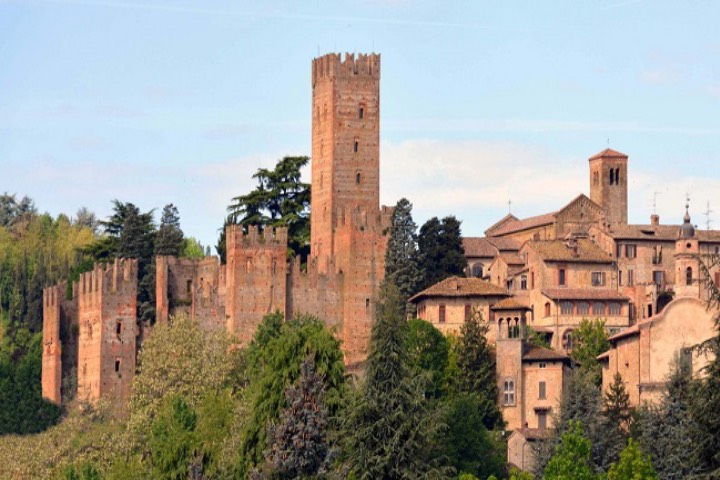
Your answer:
589,148 -> 628,225
310,53 -> 381,271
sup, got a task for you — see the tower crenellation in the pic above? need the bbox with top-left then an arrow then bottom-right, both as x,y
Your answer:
311,52 -> 380,84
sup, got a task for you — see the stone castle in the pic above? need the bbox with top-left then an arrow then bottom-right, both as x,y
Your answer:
42,53 -> 392,406
41,51 -> 720,473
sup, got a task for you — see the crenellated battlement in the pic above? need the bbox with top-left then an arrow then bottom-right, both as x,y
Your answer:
312,52 -> 380,84
289,255 -> 342,281
77,258 -> 138,306
336,206 -> 392,233
226,224 -> 288,249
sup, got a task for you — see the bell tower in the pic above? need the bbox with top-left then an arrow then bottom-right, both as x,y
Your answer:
310,53 -> 381,269
589,148 -> 628,225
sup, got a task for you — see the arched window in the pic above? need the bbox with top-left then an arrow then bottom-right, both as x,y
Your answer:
609,302 -> 622,316
577,302 -> 590,315
592,302 -> 605,315
610,168 -> 615,185
686,266 -> 693,285
503,379 -> 516,405
544,302 -> 551,317
508,317 -> 520,338
472,264 -> 483,278
498,318 -> 505,339
561,301 -> 574,315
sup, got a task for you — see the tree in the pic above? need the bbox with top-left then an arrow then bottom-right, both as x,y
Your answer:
149,396 -> 199,480
607,439 -> 657,480
544,421 -> 602,480
385,198 -> 421,305
417,216 -> 467,292
155,204 -> 184,257
441,393 -> 506,479
74,207 -> 98,233
341,283 -> 450,479
571,318 -> 610,386
454,309 -> 503,429
181,237 -> 205,259
263,357 -> 330,478
405,318 -> 450,399
602,372 -> 633,430
226,156 -> 311,261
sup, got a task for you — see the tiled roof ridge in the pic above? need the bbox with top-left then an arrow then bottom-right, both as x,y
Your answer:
589,148 -> 628,160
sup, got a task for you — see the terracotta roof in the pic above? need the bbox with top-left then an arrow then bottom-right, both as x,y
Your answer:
486,236 -> 522,251
462,237 -> 499,258
596,350 -> 611,361
526,239 -> 613,263
488,212 -> 557,237
589,148 -> 628,160
484,213 -> 519,236
409,276 -> 509,303
508,266 -> 528,276
491,297 -> 530,310
511,428 -> 552,441
500,253 -> 526,266
541,288 -> 629,301
607,323 -> 640,341
523,345 -> 570,362
607,224 -> 681,241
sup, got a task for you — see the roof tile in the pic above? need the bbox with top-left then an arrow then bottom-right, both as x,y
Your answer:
409,276 -> 509,302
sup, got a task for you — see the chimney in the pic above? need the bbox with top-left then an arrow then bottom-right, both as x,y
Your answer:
651,214 -> 660,226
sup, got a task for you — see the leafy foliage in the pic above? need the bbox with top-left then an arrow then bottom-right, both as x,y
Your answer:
544,421 -> 603,480
571,318 -> 610,386
405,318 -> 450,399
416,216 -> 467,292
341,283 -> 450,479
149,396 -> 198,480
607,438 -> 657,480
226,156 -> 311,261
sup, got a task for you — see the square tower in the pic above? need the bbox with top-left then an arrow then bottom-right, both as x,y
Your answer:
310,53 -> 381,269
589,148 -> 628,225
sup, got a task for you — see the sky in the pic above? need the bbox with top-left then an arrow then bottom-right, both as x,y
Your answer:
2,0 -> 720,249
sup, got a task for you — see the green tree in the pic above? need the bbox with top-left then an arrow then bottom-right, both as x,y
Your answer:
454,309 -> 503,429
603,372 -> 633,430
416,216 -> 467,292
181,237 -> 205,259
544,421 -> 602,480
405,318 -> 450,399
571,318 -> 610,386
263,357 -> 330,478
385,198 -> 421,306
154,203 -> 184,257
607,439 -> 657,480
226,156 -> 311,261
149,396 -> 198,480
441,393 -> 505,479
341,283 -> 450,479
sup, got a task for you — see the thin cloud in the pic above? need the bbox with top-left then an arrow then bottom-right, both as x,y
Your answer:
639,67 -> 684,86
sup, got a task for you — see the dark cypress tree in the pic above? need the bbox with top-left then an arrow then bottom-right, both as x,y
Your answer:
341,282 -> 450,479
417,216 -> 467,291
155,204 -> 184,257
385,198 -> 421,306
454,309 -> 503,430
602,372 -> 633,430
264,358 -> 330,478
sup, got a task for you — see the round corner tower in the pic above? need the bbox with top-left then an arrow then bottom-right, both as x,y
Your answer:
310,52 -> 381,268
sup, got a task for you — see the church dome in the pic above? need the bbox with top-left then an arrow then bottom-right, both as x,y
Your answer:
679,205 -> 695,239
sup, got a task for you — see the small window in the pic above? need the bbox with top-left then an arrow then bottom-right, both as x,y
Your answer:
610,168 -> 615,185
561,301 -> 574,315
609,302 -> 622,316
559,268 -> 566,286
615,167 -> 620,184
593,302 -> 606,315
116,321 -> 122,336
186,279 -> 192,294
520,275 -> 528,290
503,379 -> 516,406
544,302 -> 551,317
648,304 -> 654,318
577,302 -> 590,315
629,302 -> 636,321
539,362 -> 547,369
686,267 -> 693,285
593,171 -> 599,186
563,330 -> 574,350
591,272 -> 606,287
115,359 -> 121,373
653,270 -> 663,286
715,246 -> 719,255
359,107 -> 364,119
628,269 -> 634,286
439,305 -> 446,323
356,172 -> 361,185
618,270 -> 623,286
626,244 -> 637,259
365,298 -> 370,308
616,244 -> 623,258
538,411 -> 548,429
531,271 -> 535,289
354,140 -> 359,153
464,304 -> 471,321
539,381 -> 546,400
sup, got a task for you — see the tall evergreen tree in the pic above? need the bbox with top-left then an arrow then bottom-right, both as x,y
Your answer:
602,372 -> 633,430
454,309 -> 503,430
607,439 -> 657,480
544,421 -> 602,480
263,358 -> 330,478
417,215 -> 467,291
385,198 -> 421,305
155,204 -> 184,257
341,283 -> 450,479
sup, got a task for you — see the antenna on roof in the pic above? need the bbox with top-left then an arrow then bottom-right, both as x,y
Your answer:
508,199 -> 512,214
704,201 -> 713,230
607,138 -> 610,147
652,191 -> 662,215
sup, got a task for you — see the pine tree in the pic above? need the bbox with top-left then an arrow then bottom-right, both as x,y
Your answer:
264,358 -> 330,478
603,372 -> 633,430
341,283 -> 450,479
454,309 -> 503,429
385,198 -> 421,306
155,204 -> 184,257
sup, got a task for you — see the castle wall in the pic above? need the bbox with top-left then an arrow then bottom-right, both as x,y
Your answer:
287,257 -> 344,329
225,225 -> 288,344
77,259 -> 137,404
41,286 -> 63,405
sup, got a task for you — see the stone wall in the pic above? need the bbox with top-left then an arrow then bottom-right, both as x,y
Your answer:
287,256 -> 344,328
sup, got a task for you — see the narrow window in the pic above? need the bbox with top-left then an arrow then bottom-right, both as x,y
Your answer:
593,171 -> 599,186
577,302 -> 590,315
539,381 -> 547,400
539,362 -> 547,369
115,359 -> 121,373
592,272 -> 606,287
592,302 -> 605,316
356,172 -> 361,185
715,272 -> 720,286
544,302 -> 551,317
615,168 -> 620,184
439,305 -> 446,323
116,320 -> 122,336
563,330 -> 574,350
520,275 -> 527,290
648,304 -> 653,318
538,411 -> 548,429
609,302 -> 622,316
626,244 -> 637,258
559,268 -> 566,286
616,243 -> 623,258
365,298 -> 370,308
531,271 -> 535,289
628,269 -> 634,286
686,267 -> 693,285
653,270 -> 663,286
354,140 -> 359,153
359,107 -> 364,119
503,380 -> 515,405
561,301 -> 573,315
464,304 -> 471,321
186,279 -> 192,294
610,168 -> 615,185
618,270 -> 623,286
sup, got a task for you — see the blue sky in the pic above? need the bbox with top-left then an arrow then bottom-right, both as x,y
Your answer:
2,0 -> 719,248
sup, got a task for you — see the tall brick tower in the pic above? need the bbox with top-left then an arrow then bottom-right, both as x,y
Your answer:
310,53 -> 381,270
589,148 -> 628,225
